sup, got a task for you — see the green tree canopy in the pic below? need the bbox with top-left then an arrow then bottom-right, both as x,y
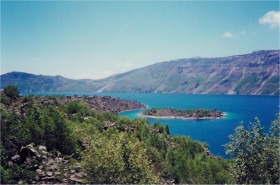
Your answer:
3,84 -> 19,98
225,115 -> 280,184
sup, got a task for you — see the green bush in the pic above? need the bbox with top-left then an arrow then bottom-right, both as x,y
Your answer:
0,95 -> 10,105
3,84 -> 19,99
82,132 -> 160,184
225,115 -> 280,184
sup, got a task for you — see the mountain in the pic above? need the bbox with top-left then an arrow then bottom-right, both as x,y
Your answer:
1,50 -> 279,95
0,71 -> 99,92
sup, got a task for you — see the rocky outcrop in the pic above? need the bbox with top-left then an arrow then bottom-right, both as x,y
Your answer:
10,143 -> 86,184
1,91 -> 146,115
59,95 -> 146,114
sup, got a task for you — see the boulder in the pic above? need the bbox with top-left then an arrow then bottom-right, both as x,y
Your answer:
11,154 -> 20,162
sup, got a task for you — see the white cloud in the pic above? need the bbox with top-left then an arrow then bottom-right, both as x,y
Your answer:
115,62 -> 133,69
222,32 -> 234,38
259,11 -> 280,28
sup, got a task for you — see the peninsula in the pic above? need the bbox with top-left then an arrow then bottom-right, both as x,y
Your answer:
141,108 -> 224,120
1,92 -> 146,115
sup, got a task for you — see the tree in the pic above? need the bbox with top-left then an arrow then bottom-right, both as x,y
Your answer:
264,114 -> 280,183
3,84 -> 19,99
82,132 -> 160,184
225,116 -> 280,184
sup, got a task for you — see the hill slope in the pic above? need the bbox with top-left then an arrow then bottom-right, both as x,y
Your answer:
95,50 -> 279,95
0,91 -> 233,184
0,71 -> 100,92
1,50 -> 279,95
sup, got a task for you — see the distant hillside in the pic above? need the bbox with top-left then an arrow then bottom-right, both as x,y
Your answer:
1,50 -> 279,95
0,72 -> 100,92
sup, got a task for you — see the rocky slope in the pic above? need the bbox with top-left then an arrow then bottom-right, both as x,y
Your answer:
0,92 -> 146,115
1,50 -> 279,95
95,50 -> 279,95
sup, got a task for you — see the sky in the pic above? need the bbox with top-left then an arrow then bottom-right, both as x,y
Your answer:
1,1 -> 279,79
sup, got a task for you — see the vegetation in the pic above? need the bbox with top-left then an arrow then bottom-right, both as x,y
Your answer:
0,85 -> 278,184
3,84 -> 19,99
142,108 -> 224,119
0,85 -> 233,184
225,116 -> 280,184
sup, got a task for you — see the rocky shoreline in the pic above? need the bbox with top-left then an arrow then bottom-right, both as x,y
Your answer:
1,92 -> 147,115
57,95 -> 147,114
141,108 -> 224,120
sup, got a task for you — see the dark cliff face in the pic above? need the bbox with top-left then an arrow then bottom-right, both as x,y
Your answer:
1,50 -> 279,95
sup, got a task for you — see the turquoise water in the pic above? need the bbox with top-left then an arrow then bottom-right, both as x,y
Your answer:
22,92 -> 279,157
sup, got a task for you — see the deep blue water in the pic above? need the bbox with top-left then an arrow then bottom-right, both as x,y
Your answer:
22,92 -> 279,157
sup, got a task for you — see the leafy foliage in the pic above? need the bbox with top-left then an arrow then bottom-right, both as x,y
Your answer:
0,85 -> 236,184
82,131 -> 160,184
225,116 -> 280,184
3,84 -> 19,99
143,108 -> 223,118
164,136 -> 233,184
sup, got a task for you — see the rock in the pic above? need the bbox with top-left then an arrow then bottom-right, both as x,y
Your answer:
70,176 -> 83,183
26,143 -> 41,158
46,171 -> 53,176
57,157 -> 64,162
54,171 -> 61,175
51,164 -> 59,171
75,172 -> 83,178
38,145 -> 47,155
42,155 -> 47,160
7,161 -> 13,167
11,154 -> 20,161
84,116 -> 92,120
62,179 -> 68,183
70,174 -> 76,179
166,179 -> 175,184
20,143 -> 41,162
37,171 -> 46,177
41,176 -> 56,181
46,159 -> 54,165
36,169 -> 43,174
71,170 -> 75,173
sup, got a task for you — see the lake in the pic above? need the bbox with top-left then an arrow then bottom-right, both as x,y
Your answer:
22,92 -> 279,157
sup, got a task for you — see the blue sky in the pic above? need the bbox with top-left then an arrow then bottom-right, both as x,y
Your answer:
1,1 -> 279,79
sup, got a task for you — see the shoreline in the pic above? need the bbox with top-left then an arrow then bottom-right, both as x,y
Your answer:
118,104 -> 149,114
139,112 -> 226,120
119,107 -> 147,114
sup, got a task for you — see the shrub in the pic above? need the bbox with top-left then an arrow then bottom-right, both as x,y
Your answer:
3,84 -> 19,99
225,116 -> 280,184
82,132 -> 160,184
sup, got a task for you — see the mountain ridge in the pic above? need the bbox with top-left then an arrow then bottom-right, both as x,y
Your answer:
1,50 -> 279,95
